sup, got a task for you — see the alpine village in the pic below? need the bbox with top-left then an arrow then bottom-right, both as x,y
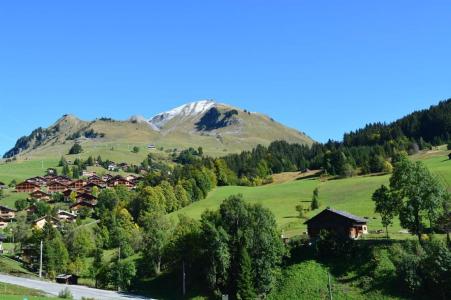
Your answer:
0,99 -> 449,300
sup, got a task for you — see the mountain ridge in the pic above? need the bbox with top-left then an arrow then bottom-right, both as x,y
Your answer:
3,100 -> 314,159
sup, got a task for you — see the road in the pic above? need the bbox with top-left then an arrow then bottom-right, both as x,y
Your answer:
0,274 -> 152,300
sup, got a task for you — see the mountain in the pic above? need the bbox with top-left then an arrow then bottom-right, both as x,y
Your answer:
3,100 -> 313,159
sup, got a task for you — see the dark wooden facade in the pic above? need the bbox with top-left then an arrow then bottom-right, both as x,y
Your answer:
305,208 -> 368,239
47,181 -> 68,193
16,181 -> 40,193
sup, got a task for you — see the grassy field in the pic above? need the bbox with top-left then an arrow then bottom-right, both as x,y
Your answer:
172,150 -> 451,238
0,256 -> 34,276
268,260 -> 400,300
0,282 -> 52,300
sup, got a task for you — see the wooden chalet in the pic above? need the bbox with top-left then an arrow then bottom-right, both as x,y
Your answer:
47,181 -> 68,193
16,181 -> 40,193
87,175 -> 103,185
68,179 -> 86,189
107,175 -> 134,188
54,176 -> 73,185
82,170 -> 96,177
26,176 -> 47,186
70,201 -> 96,211
0,205 -> 16,220
56,210 -> 77,223
33,216 -> 60,230
102,174 -> 113,182
75,192 -> 97,204
304,208 -> 368,239
29,190 -> 51,202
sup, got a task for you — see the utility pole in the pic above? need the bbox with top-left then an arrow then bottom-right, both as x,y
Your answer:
328,272 -> 333,300
182,260 -> 186,296
39,240 -> 43,278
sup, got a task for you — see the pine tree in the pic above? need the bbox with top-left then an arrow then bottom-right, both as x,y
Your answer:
236,246 -> 256,300
311,187 -> 320,210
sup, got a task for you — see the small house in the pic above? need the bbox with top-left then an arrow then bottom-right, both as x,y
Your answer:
102,174 -> 113,182
56,210 -> 77,223
29,190 -> 51,202
32,216 -> 60,230
82,170 -> 96,177
75,192 -> 97,204
68,179 -> 86,189
16,181 -> 40,193
107,176 -> 134,188
70,201 -> 96,212
0,205 -> 16,220
107,163 -> 117,171
56,274 -> 78,285
47,181 -> 68,193
304,208 -> 368,239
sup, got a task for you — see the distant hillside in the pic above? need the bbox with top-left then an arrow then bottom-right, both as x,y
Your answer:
3,100 -> 314,159
343,99 -> 450,147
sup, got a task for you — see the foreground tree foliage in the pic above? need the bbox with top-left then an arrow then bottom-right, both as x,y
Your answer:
389,156 -> 447,242
199,195 -> 284,299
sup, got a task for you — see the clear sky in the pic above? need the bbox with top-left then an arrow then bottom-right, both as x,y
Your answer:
1,1 -> 450,155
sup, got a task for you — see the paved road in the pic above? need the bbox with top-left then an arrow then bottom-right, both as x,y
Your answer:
0,274 -> 152,300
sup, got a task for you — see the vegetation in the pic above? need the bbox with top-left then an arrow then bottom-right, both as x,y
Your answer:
68,143 -> 83,155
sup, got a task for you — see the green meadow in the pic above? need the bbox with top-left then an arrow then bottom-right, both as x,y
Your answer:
172,151 -> 450,238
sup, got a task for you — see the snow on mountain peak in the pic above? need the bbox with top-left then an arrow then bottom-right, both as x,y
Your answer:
148,100 -> 217,130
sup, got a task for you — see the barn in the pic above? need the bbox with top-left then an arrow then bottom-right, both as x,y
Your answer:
304,208 -> 368,239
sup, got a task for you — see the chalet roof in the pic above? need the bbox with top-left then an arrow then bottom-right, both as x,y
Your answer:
30,190 -> 50,196
304,208 -> 367,225
0,205 -> 16,212
47,181 -> 68,186
33,215 -> 60,224
70,201 -> 95,209
57,210 -> 77,218
16,181 -> 40,187
76,192 -> 97,200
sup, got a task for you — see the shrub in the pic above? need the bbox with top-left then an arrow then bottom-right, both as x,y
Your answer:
58,287 -> 73,299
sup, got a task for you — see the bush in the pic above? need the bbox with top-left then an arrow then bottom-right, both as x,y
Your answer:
69,143 -> 83,155
58,287 -> 73,299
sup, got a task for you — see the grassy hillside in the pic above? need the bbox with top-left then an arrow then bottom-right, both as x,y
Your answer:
4,102 -> 313,161
171,150 -> 450,238
0,282 -> 52,300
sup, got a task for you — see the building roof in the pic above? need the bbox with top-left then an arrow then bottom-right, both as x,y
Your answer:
70,201 -> 95,209
0,205 -> 16,212
304,207 -> 367,224
57,210 -> 77,218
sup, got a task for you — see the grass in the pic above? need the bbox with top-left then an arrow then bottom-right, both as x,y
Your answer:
268,260 -> 400,300
0,256 -> 34,276
172,150 -> 451,238
0,189 -> 28,209
0,282 -> 52,300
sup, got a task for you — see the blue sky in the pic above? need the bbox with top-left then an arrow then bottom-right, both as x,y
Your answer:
1,1 -> 450,155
